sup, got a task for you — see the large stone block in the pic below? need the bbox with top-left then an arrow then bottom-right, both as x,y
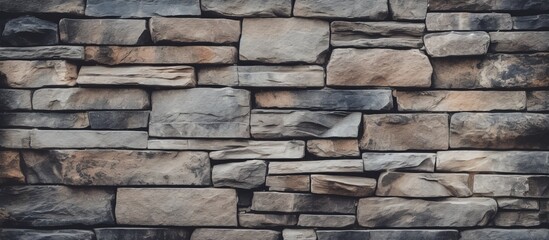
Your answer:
150,88 -> 250,138
212,160 -> 267,189
191,229 -> 279,240
460,229 -> 549,240
239,213 -> 297,228
0,129 -> 31,148
298,214 -> 355,228
0,46 -> 84,60
437,151 -> 549,174
489,32 -> 549,52
307,139 -> 359,157
528,91 -> 549,111
269,160 -> 363,174
237,65 -> 324,87
376,172 -> 472,197
59,19 -> 149,45
0,151 -> 24,184
88,111 -> 149,129
116,188 -> 237,226
330,21 -> 424,48
94,228 -> 191,240
294,0 -> 387,19
0,60 -> 77,88
85,0 -> 200,17
389,0 -> 428,20
2,16 -> 58,46
0,112 -> 89,128
363,152 -> 435,172
513,14 -> 549,30
33,88 -> 149,110
210,140 -> 304,160
30,130 -> 148,149
424,31 -> 490,57
0,89 -> 32,110
327,49 -> 432,87
251,192 -> 356,214
150,18 -> 240,44
395,90 -> 526,111
266,175 -> 310,192
78,65 -> 195,87
311,175 -> 376,197
201,0 -> 292,17
473,174 -> 548,198
426,13 -> 512,31
429,0 -> 549,11
0,0 -> 84,14
0,229 -> 94,240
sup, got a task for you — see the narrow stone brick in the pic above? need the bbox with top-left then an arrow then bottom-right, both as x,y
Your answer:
0,229 -> 94,240
88,111 -> 149,129
0,0 -> 85,14
0,129 -> 31,148
266,175 -> 310,192
311,175 -> 376,197
528,91 -> 549,111
330,21 -> 424,48
460,229 -> 549,240
238,65 -> 324,87
85,0 -> 200,17
363,152 -> 436,172
494,211 -> 541,227
59,19 -> 149,45
191,229 -> 279,240
376,172 -> 472,197
0,60 -> 77,88
283,229 -> 316,240
307,139 -> 360,157
201,0 -> 292,17
32,88 -> 149,110
94,228 -> 190,240
210,140 -> 304,160
490,32 -> 549,52
0,112 -> 89,128
239,213 -> 297,228
212,160 -> 267,189
389,0 -> 428,20
437,151 -> 549,174
294,0 -> 388,19
2,16 -> 58,46
395,90 -> 526,111
513,14 -> 549,30
424,31 -> 490,57
150,18 -> 240,44
497,198 -> 539,210
298,215 -> 355,228
30,130 -> 148,149
197,66 -> 238,86
473,174 -> 548,198
429,0 -> 549,11
78,65 -> 196,87
269,160 -> 363,175
426,13 -> 512,31
0,89 -> 32,110
0,46 -> 84,60
251,192 -> 356,214
0,151 -> 24,184
317,230 -> 460,240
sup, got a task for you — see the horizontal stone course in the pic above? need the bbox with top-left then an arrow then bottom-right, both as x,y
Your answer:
210,140 -> 304,160
0,229 -> 94,240
395,90 -> 526,111
0,46 -> 84,60
269,160 -> 363,174
30,130 -> 148,149
85,0 -> 200,17
94,228 -> 190,240
201,0 -> 292,17
33,88 -> 149,110
330,21 -> 424,48
251,192 -> 356,214
0,89 -> 32,110
0,151 -> 24,184
293,0 -> 388,19
150,18 -> 240,44
59,19 -> 149,45
426,13 -> 512,31
376,172 -> 472,197
77,65 -> 196,87
473,174 -> 549,198
513,14 -> 549,30
0,112 -> 89,128
424,31 -> 490,57
363,152 -> 436,172
0,0 -> 85,14
489,31 -> 549,52
437,151 -> 549,174
0,60 -> 77,88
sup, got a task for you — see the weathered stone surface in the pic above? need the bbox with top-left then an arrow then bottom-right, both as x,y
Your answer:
210,140 -> 304,160
201,0 -> 291,17
85,46 -> 237,65
361,114 -> 449,151
149,139 -> 298,152
389,0 -> 428,20
59,19 -> 148,45
0,229 -> 94,240
85,0 -> 200,17
460,229 -> 549,240
377,172 -> 472,197
497,198 -> 539,210
528,91 -> 549,111
327,49 -> 432,87
437,151 -> 549,174
22,150 -> 210,186
266,175 -> 310,192
0,185 -> 114,226
0,46 -> 84,60
240,18 -> 329,64
88,111 -> 148,130
450,113 -> 549,149
256,89 -> 393,111
150,18 -> 240,44
432,53 -> 549,88
212,160 -> 266,189
316,230 -> 370,240
2,16 -> 58,46
0,0 -> 84,14
298,214 -> 355,228
78,65 -> 195,87
251,192 -> 356,214
395,90 -> 526,111
294,0 -> 388,19
239,213 -> 297,228
317,230 -> 460,240
269,160 -> 363,174
311,175 -> 376,197
0,129 -> 31,148
514,14 -> 549,30
94,228 -> 191,240
363,152 -> 436,172
238,65 -> 324,87
424,31 -> 490,57
0,112 -> 89,128
357,197 -> 497,227
191,229 -> 279,240
0,151 -> 24,184
30,130 -> 148,149
251,110 -> 361,139
330,21 -> 424,48
473,174 -> 548,198
494,211 -> 540,227
116,188 -> 237,226
150,88 -> 250,138
33,88 -> 149,110
426,13 -> 512,31
490,32 -> 549,52
0,60 -> 77,88
429,0 -> 549,11
0,89 -> 31,110
283,229 -> 316,240
307,139 -> 359,158
198,66 -> 238,86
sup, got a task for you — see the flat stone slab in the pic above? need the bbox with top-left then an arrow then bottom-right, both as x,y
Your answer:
494,211 -> 540,227
266,175 -> 310,192
424,31 -> 490,57
460,228 -> 549,240
316,230 -> 460,240
78,65 -> 195,87
513,14 -> 549,30
363,152 -> 436,172
210,140 -> 305,160
437,151 -> 549,174
191,229 -> 280,240
0,229 -> 94,240
212,160 -> 267,189
0,0 -> 85,14
298,214 -> 355,228
473,174 -> 549,198
528,91 -> 549,111
311,175 -> 376,197
395,90 -> 526,111
251,192 -> 356,214
331,21 -> 424,48
150,17 -> 240,44
389,0 -> 428,20
88,111 -> 149,129
33,88 -> 149,110
239,213 -> 297,228
283,229 -> 316,240
85,0 -> 200,17
149,139 -> 301,152
490,31 -> 549,52
376,172 -> 472,197
237,65 -> 324,87
0,112 -> 89,128
0,89 -> 32,110
30,130 -> 148,149
497,198 -> 539,210
59,19 -> 149,45
0,46 -> 84,60
426,13 -> 512,31
201,0 -> 292,17
94,228 -> 190,240
293,0 -> 388,19
0,60 -> 77,88
2,16 -> 58,46
429,0 -> 549,11
0,129 -> 31,148
307,139 -> 360,158
269,160 -> 363,174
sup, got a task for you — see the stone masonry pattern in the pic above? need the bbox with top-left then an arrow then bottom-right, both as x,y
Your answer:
0,0 -> 548,239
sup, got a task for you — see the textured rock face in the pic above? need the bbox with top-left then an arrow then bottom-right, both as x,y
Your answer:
150,88 -> 250,138
0,46 -> 84,60
88,111 -> 149,129
450,113 -> 549,149
191,229 -> 279,240
389,0 -> 428,20
201,0 -> 292,17
78,65 -> 195,87
116,188 -> 237,226
30,130 -> 148,149
294,0 -> 388,19
330,21 -> 424,48
494,211 -> 540,227
212,160 -> 267,189
298,214 -> 355,228
0,151 -> 24,184
460,229 -> 549,240
311,175 -> 376,197
528,91 -> 549,111
376,172 -> 472,197
426,13 -> 512,31
251,192 -> 356,214
316,230 -> 460,240
269,160 -> 363,174
0,112 -> 89,128
239,213 -> 297,228
473,175 -> 548,198
0,89 -> 32,110
489,31 -> 549,52
85,0 -> 200,17
0,129 -> 31,148
198,66 -> 238,86
240,18 -> 329,64
0,60 -> 77,88
429,0 -> 549,11
307,139 -> 359,157
327,49 -> 432,87
2,16 -> 58,46
0,229 -> 94,240
283,229 -> 316,240
33,88 -> 149,110
0,186 -> 114,226
395,91 -> 526,111
210,140 -> 304,160
94,228 -> 191,240
0,0 -> 85,14
150,18 -> 240,44
424,31 -> 490,57
513,14 -> 549,30
59,19 -> 149,45
437,151 -> 549,174
363,152 -> 436,172
266,175 -> 310,192
238,65 -> 324,87
497,198 -> 539,210
357,197 -> 497,227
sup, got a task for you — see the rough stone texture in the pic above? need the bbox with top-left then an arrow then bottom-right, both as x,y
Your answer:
2,16 -> 58,46
0,89 -> 32,110
201,0 -> 292,17
33,88 -> 149,110
198,66 -> 238,86
0,129 -> 31,148
497,198 -> 539,210
266,175 -> 310,192
327,49 -> 432,87
0,185 -> 114,226
251,110 -> 361,139
494,211 -> 540,227
150,18 -> 240,44
426,13 -> 512,31
30,130 -> 148,149
88,111 -> 149,130
94,228 -> 191,240
389,0 -> 428,20
238,65 -> 324,87
239,213 -> 297,228
395,91 -> 526,112
432,53 -> 549,89
269,160 -> 363,174
317,230 -> 460,240
330,21 -> 424,48
251,192 -> 356,214
357,197 -> 497,227
528,91 -> 549,111
363,152 -> 436,172
361,114 -> 449,151
298,214 -> 355,228
212,160 -> 267,189
450,113 -> 549,149
437,151 -> 549,174
78,65 -> 195,87
429,0 -> 549,11
294,0 -> 388,19
311,175 -> 376,197
0,0 -> 85,14
307,139 -> 359,157
283,229 -> 316,240
191,229 -> 279,240
0,229 -> 94,240
0,112 -> 89,128
376,172 -> 472,197
240,18 -> 329,64
0,151 -> 24,184
59,19 -> 149,45
22,150 -> 210,186
424,31 -> 490,57
85,46 -> 237,65
150,88 -> 250,138
513,14 -> 549,30
210,140 -> 304,160
0,60 -> 77,88
0,46 -> 84,60
116,188 -> 237,226
85,0 -> 200,17
256,89 -> 393,111
473,174 -> 548,198
148,139 -> 299,152
460,229 -> 549,240
490,32 -> 549,52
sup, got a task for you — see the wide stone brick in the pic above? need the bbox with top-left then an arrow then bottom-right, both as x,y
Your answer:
210,140 -> 304,160
437,151 -> 549,174
363,152 -> 436,172
201,0 -> 292,17
198,66 -> 238,86
317,230 -> 460,240
528,91 -> 549,111
238,65 -> 324,87
30,130 -> 148,149
426,13 -> 512,31
0,229 -> 94,240
497,198 -> 539,210
94,228 -> 190,240
0,46 -> 84,60
269,160 -> 363,175
513,14 -> 549,30
494,211 -> 541,227
251,192 -> 356,214
395,90 -> 526,111
78,65 -> 195,87
429,0 -> 549,11
0,129 -> 31,149
2,16 -> 58,46
0,60 -> 77,88
212,160 -> 267,189
191,229 -> 279,240
0,89 -> 32,110
88,111 -> 149,129
85,0 -> 200,17
150,18 -> 240,44
376,172 -> 472,197
389,0 -> 428,20
33,88 -> 149,110
0,0 -> 85,14
330,21 -> 424,48
424,31 -> 490,57
307,139 -> 360,158
60,19 -> 149,45
473,174 -> 548,198
294,0 -> 388,19
460,229 -> 549,240
0,112 -> 89,128
0,151 -> 24,184
489,32 -> 549,52
239,213 -> 297,228
298,215 -> 355,228
266,175 -> 310,192
311,175 -> 376,197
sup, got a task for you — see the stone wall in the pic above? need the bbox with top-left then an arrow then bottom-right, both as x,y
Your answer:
0,0 -> 548,239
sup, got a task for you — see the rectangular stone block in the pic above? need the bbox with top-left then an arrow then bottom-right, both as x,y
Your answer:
395,90 -> 526,111
363,152 -> 435,172
494,211 -> 541,227
490,31 -> 549,52
0,129 -> 31,148
360,114 -> 449,151
311,175 -> 376,197
294,0 -> 387,19
30,130 -> 148,149
317,230 -> 460,240
251,192 -> 356,214
307,139 -> 360,157
429,0 -> 549,11
197,66 -> 238,86
212,160 -> 267,189
266,175 -> 310,192
238,65 -> 324,87
0,229 -> 94,240
116,188 -> 237,226
0,151 -> 24,184
94,228 -> 190,240
331,21 -> 424,48
298,214 -> 355,228
0,60 -> 77,88
0,46 -> 84,60
0,112 -> 89,128
0,89 -> 31,110
85,0 -> 200,17
22,150 -> 210,186
473,174 -> 548,198
59,19 -> 149,45
283,229 -> 316,240
497,198 -> 539,210
88,111 -> 149,129
85,46 -> 237,65
389,0 -> 428,20
513,14 -> 549,30
33,88 -> 149,110
150,88 -> 250,138
426,13 -> 512,31
201,0 -> 291,17
209,140 -> 304,160
150,18 -> 240,44
437,151 -> 549,174
528,91 -> 549,111
239,213 -> 297,228
191,229 -> 279,240
269,160 -> 363,174
424,31 -> 490,57
0,0 -> 85,14
377,172 -> 472,197
251,110 -> 361,139
461,229 -> 549,240
78,65 -> 196,87
450,113 -> 549,149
